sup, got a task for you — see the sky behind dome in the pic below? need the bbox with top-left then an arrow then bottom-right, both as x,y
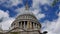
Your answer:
0,0 -> 60,34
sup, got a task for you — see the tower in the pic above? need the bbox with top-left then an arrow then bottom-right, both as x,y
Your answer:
8,0 -> 41,34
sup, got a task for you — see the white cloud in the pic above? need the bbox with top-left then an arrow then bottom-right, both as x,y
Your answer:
2,18 -> 15,30
36,14 -> 45,19
0,0 -> 53,8
0,10 -> 9,19
32,9 -> 45,19
38,0 -> 49,4
33,0 -> 50,7
15,6 -> 45,20
0,0 -> 22,8
0,10 -> 15,30
42,12 -> 60,34
32,0 -> 54,10
10,0 -> 22,6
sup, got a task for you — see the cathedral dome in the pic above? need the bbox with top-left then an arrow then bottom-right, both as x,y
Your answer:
10,0 -> 41,32
16,10 -> 41,28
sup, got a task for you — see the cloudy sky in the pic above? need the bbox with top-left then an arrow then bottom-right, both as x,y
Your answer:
0,0 -> 60,34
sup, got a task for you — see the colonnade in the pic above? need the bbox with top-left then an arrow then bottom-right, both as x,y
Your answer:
19,21 -> 40,29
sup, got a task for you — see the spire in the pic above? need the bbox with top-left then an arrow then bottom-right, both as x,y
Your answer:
19,0 -> 33,15
25,0 -> 29,10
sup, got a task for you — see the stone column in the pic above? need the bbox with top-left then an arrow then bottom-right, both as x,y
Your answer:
33,23 -> 35,29
19,22 -> 20,28
37,24 -> 39,29
25,21 -> 27,29
38,25 -> 40,29
21,21 -> 22,28
32,22 -> 33,29
30,22 -> 32,29
24,21 -> 25,29
27,21 -> 30,29
34,23 -> 35,28
37,24 -> 38,29
36,24 -> 37,29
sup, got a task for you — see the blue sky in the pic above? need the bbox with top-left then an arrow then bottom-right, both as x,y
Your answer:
0,0 -> 59,22
0,0 -> 60,34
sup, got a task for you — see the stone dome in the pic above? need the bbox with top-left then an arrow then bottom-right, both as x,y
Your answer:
16,10 -> 41,28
